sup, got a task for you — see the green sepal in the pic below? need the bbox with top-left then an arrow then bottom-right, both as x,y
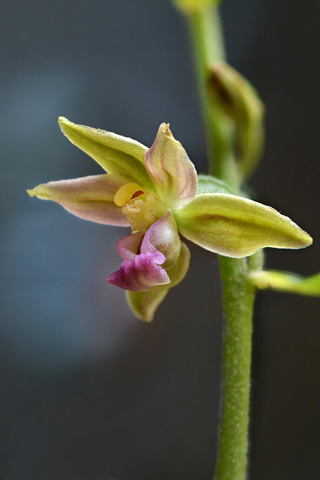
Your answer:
248,270 -> 320,297
206,63 -> 264,180
58,117 -> 153,188
174,193 -> 312,258
197,174 -> 237,195
126,242 -> 190,322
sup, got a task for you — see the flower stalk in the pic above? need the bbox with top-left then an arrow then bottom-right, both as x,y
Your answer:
216,256 -> 255,480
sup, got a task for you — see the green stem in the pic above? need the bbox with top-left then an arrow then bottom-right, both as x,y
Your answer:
186,5 -> 257,480
187,7 -> 239,189
215,257 -> 255,480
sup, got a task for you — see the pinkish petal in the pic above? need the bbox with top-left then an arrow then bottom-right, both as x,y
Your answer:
106,252 -> 170,292
141,214 -> 181,269
27,174 -> 130,226
144,123 -> 198,209
116,231 -> 144,261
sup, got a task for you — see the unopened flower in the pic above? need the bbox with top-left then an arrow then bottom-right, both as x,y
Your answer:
28,118 -> 312,321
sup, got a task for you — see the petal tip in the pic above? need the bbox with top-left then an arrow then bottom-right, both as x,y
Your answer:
135,310 -> 154,323
126,289 -> 168,323
58,116 -> 74,136
157,122 -> 173,140
58,116 -> 70,126
164,122 -> 171,135
302,233 -> 313,249
26,185 -> 45,199
288,221 -> 313,250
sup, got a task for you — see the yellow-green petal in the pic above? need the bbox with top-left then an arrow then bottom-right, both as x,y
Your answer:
126,242 -> 191,322
58,117 -> 153,187
174,193 -> 312,258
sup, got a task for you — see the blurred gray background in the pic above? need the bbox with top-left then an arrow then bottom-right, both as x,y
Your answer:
1,1 -> 320,479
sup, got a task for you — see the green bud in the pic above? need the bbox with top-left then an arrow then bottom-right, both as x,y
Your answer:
206,62 -> 265,180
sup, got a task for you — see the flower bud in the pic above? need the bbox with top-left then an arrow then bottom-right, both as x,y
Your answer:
207,62 -> 264,180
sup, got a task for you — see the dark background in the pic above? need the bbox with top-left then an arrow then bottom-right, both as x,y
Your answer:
1,1 -> 320,479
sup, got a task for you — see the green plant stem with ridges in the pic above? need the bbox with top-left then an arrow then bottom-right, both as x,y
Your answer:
186,5 -> 258,480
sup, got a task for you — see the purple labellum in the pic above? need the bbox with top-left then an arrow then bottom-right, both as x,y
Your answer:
107,251 -> 170,292
107,214 -> 179,291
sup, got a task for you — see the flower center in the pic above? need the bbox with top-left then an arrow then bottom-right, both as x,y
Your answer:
114,183 -> 168,231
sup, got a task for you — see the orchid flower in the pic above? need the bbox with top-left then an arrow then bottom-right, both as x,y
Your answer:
28,118 -> 312,321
